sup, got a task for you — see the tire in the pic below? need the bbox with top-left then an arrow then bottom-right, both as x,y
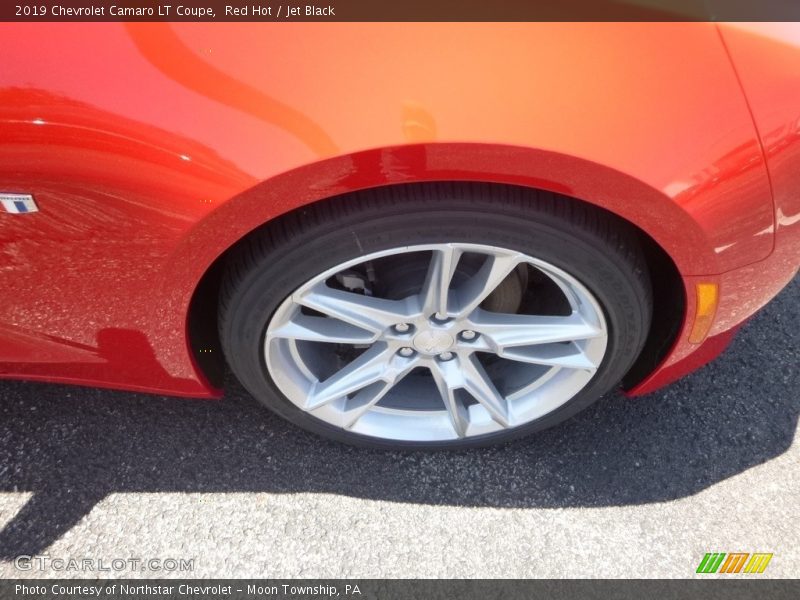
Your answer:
219,183 -> 652,449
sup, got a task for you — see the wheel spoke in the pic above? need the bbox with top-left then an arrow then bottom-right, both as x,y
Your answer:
430,362 -> 470,437
471,310 -> 603,348
306,344 -> 392,410
340,381 -> 395,429
268,314 -> 377,344
296,285 -> 411,334
419,246 -> 462,317
461,355 -> 511,428
499,342 -> 600,371
454,252 -> 522,317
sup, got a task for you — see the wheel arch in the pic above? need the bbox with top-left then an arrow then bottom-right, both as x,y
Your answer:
174,143 -> 692,390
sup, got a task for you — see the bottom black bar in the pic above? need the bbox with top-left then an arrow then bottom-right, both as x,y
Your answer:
1,579 -> 798,600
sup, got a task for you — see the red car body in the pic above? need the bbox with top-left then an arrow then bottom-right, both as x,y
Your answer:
0,22 -> 798,399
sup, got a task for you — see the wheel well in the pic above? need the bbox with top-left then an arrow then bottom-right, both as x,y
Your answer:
186,181 -> 685,391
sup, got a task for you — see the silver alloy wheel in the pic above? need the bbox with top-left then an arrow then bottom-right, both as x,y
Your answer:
265,243 -> 608,442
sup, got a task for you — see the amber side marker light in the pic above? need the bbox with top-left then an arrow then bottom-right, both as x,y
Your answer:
689,282 -> 719,344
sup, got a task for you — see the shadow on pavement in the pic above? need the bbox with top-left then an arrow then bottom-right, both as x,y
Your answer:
0,278 -> 797,559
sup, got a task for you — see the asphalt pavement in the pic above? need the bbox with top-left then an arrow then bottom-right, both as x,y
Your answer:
0,276 -> 797,578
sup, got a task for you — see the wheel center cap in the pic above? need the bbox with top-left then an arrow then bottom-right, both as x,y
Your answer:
413,330 -> 455,355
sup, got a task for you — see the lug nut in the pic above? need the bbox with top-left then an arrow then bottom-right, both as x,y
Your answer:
438,351 -> 454,361
394,323 -> 411,333
434,312 -> 448,321
398,347 -> 415,357
460,330 -> 477,341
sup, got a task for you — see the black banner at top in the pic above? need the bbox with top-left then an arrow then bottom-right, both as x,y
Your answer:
3,0 -> 800,22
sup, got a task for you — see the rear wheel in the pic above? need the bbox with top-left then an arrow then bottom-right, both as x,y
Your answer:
219,185 -> 652,449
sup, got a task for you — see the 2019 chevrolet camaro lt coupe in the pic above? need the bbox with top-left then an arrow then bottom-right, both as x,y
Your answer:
0,23 -> 798,448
